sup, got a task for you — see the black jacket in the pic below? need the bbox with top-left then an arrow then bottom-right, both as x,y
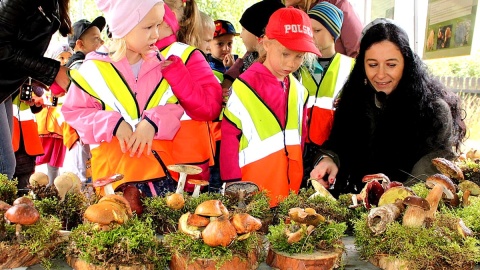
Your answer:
0,0 -> 62,103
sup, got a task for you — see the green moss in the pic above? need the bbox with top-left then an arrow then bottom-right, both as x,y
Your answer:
0,174 -> 18,204
267,220 -> 346,255
410,183 -> 429,198
66,217 -> 169,269
34,192 -> 88,230
164,231 -> 263,269
353,213 -> 480,269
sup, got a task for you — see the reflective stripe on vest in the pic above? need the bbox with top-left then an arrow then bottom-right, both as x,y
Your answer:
12,95 -> 44,155
224,75 -> 307,206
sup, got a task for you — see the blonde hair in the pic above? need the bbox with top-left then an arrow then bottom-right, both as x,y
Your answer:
108,38 -> 127,62
259,38 -> 314,69
200,11 -> 215,33
165,0 -> 202,47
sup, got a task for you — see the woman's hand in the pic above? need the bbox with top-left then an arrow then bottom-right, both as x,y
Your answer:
128,119 -> 155,158
115,120 -> 133,153
310,156 -> 338,188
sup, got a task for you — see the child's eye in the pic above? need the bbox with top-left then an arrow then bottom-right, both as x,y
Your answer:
282,53 -> 289,57
296,54 -> 304,59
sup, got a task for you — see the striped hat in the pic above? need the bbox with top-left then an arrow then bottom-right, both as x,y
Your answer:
308,2 -> 344,41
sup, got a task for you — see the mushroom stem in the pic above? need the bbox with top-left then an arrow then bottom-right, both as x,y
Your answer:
16,224 -> 23,242
462,189 -> 471,206
192,184 -> 201,198
176,173 -> 187,194
424,184 -> 444,220
402,205 -> 426,228
368,201 -> 404,234
104,183 -> 115,195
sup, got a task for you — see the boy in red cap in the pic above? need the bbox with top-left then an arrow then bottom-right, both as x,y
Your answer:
220,7 -> 321,207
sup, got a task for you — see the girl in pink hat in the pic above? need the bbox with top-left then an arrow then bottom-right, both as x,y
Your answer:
62,0 -> 187,196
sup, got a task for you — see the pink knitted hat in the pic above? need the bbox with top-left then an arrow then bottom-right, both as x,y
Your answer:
95,0 -> 163,38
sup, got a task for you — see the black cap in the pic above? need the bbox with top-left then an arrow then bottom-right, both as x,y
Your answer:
68,16 -> 106,49
240,0 -> 284,38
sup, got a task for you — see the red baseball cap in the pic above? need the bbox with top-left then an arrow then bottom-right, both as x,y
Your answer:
265,7 -> 321,56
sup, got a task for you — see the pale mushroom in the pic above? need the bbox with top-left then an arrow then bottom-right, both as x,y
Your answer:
92,173 -> 124,196
458,180 -> 480,206
54,174 -> 74,201
29,172 -> 49,187
167,164 -> 202,194
402,196 -> 430,228
309,179 -> 336,201
178,212 -> 201,239
424,174 -> 456,220
62,172 -> 82,193
377,186 -> 415,207
188,179 -> 209,198
4,203 -> 40,241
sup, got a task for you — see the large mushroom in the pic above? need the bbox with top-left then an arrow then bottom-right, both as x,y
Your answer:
202,215 -> 237,247
29,172 -> 49,187
424,174 -> 456,220
195,200 -> 229,217
167,164 -> 202,194
178,212 -> 202,239
458,180 -> 480,206
84,194 -> 132,230
92,173 -> 124,196
231,213 -> 262,240
402,196 -> 430,228
225,181 -> 259,209
309,179 -> 336,201
4,203 -> 40,241
432,157 -> 464,182
377,186 -> 414,207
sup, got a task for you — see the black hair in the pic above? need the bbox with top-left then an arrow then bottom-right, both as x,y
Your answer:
58,0 -> 72,37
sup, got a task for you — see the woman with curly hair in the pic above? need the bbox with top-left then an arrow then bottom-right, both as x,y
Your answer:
310,19 -> 466,195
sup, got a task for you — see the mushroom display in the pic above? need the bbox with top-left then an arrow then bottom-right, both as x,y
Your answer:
188,179 -> 209,198
424,174 -> 456,220
29,172 -> 49,187
432,157 -> 464,182
4,203 -> 40,241
458,180 -> 480,206
225,181 -> 259,209
92,173 -> 124,196
402,196 -> 430,227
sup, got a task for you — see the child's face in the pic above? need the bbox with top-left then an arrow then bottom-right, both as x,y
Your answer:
78,26 -> 104,54
209,34 -> 234,60
240,28 -> 258,53
125,4 -> 165,63
311,19 -> 335,54
263,38 -> 305,80
199,27 -> 214,54
56,51 -> 72,66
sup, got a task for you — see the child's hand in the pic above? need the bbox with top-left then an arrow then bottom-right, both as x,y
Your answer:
222,87 -> 231,105
223,54 -> 235,68
128,119 -> 155,158
115,120 -> 133,153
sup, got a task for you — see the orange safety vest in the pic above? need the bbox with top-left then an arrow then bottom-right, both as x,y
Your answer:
69,60 -> 176,192
160,43 -> 216,168
223,75 -> 307,207
300,53 -> 354,146
12,95 -> 44,156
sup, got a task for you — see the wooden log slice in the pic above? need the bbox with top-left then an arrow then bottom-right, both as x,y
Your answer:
266,248 -> 342,270
66,256 -> 154,270
0,245 -> 41,269
368,255 -> 409,270
170,250 -> 259,270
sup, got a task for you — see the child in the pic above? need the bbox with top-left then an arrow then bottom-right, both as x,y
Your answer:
198,11 -> 215,54
153,3 -> 223,194
63,16 -> 105,184
300,2 -> 355,187
220,7 -> 321,207
206,20 -> 239,75
36,44 -> 73,184
62,0 -> 185,196
221,0 -> 284,91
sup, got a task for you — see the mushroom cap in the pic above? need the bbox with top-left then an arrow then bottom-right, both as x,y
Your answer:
5,204 -> 40,225
0,201 -> 12,211
403,196 -> 430,211
310,179 -> 336,200
225,181 -> 259,196
288,207 -> 325,226
195,200 -> 229,217
458,180 -> 480,196
364,181 -> 385,209
29,172 -> 49,187
166,193 -> 185,210
178,212 -> 201,239
93,173 -> 124,187
188,179 -> 209,186
13,197 -> 34,207
432,157 -> 464,181
122,185 -> 144,216
54,174 -> 74,200
62,172 -> 82,193
167,164 -> 202,175
362,173 -> 390,183
378,186 -> 415,206
231,213 -> 262,234
99,194 -> 133,217
187,213 -> 210,227
84,202 -> 128,225
425,174 -> 456,199
202,215 -> 237,247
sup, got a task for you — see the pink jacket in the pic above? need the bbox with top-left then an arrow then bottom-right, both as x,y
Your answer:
62,52 -> 184,144
220,63 -> 308,181
320,0 -> 362,57
160,46 -> 223,121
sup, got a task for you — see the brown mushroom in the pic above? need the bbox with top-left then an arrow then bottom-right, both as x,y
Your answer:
363,173 -> 391,189
202,215 -> 237,247
122,185 -> 144,216
458,180 -> 480,206
288,207 -> 325,226
188,179 -> 209,198
424,174 -> 456,220
225,181 -> 259,209
4,204 -> 40,241
166,193 -> 185,210
13,196 -> 34,207
29,172 -> 49,187
231,213 -> 262,234
187,213 -> 210,227
432,157 -> 464,182
167,164 -> 202,194
84,201 -> 129,230
195,200 -> 229,217
92,173 -> 124,196
0,201 -> 11,211
402,196 -> 430,227
99,194 -> 133,217
178,212 -> 202,239
285,224 -> 314,244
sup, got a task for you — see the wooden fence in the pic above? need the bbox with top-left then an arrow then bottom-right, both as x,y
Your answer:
434,76 -> 480,94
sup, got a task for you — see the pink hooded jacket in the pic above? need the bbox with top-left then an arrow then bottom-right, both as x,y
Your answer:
61,51 -> 184,144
